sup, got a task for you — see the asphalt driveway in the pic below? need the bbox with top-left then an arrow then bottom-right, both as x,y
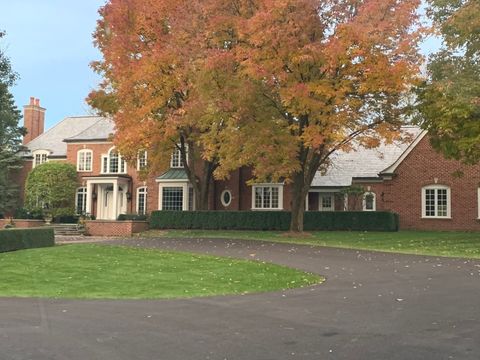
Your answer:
1,237 -> 479,360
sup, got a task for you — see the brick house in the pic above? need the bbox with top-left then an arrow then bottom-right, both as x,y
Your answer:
18,98 -> 480,231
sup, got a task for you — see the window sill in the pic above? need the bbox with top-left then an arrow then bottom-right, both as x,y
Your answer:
251,208 -> 284,211
421,216 -> 452,220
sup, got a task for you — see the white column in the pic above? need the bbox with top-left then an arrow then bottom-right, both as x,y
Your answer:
86,182 -> 93,216
305,193 -> 309,211
112,181 -> 119,220
344,193 -> 349,211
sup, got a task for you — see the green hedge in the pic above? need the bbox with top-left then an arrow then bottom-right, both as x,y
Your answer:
150,211 -> 399,232
0,227 -> 55,253
304,211 -> 399,231
150,211 -> 291,231
117,214 -> 148,221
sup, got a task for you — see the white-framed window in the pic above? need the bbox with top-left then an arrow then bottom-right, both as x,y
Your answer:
158,182 -> 194,211
319,194 -> 334,211
363,192 -> 376,211
76,187 -> 87,214
32,150 -> 49,168
137,151 -> 147,171
422,185 -> 451,218
162,187 -> 184,211
101,147 -> 127,174
136,187 -> 147,215
221,190 -> 232,207
170,147 -> 184,168
252,184 -> 284,210
77,149 -> 93,172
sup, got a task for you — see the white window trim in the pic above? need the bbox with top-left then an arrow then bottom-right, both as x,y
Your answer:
137,151 -> 148,171
251,184 -> 284,211
158,181 -> 190,211
32,150 -> 49,168
75,187 -> 87,214
363,192 -> 376,211
319,193 -> 335,211
421,185 -> 451,219
221,190 -> 232,207
136,186 -> 147,214
101,147 -> 127,174
170,145 -> 188,169
77,149 -> 93,172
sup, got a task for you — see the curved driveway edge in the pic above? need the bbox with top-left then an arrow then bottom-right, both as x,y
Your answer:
1,236 -> 479,360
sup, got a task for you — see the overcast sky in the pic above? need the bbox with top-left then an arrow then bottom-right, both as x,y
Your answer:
0,1 -> 442,130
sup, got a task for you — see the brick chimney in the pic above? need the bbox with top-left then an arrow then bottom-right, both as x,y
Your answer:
23,97 -> 46,144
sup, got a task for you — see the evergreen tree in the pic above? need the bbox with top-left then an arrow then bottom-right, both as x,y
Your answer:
0,31 -> 25,215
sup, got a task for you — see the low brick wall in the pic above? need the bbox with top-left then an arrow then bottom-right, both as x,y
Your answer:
0,219 -> 45,229
84,220 -> 149,237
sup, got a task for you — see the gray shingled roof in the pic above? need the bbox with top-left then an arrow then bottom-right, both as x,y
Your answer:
25,116 -> 103,157
64,117 -> 115,142
311,127 -> 424,187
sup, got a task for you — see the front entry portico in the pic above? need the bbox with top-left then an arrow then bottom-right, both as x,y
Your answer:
84,176 -> 131,220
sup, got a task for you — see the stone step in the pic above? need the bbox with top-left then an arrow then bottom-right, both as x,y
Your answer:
52,224 -> 85,236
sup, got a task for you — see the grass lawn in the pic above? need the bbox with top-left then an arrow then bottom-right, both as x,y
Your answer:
0,244 -> 322,299
140,230 -> 480,259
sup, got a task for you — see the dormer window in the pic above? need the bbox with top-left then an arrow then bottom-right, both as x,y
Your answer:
101,147 -> 127,174
33,150 -> 49,168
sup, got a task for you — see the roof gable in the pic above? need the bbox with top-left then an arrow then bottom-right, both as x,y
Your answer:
64,118 -> 115,143
312,127 -> 424,187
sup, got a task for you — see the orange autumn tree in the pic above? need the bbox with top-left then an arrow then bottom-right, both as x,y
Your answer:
206,0 -> 425,231
88,0 -> 228,210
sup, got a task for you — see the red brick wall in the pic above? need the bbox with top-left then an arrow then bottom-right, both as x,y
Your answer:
353,136 -> 480,231
23,98 -> 45,145
66,143 -> 159,216
84,220 -> 148,237
0,219 -> 45,228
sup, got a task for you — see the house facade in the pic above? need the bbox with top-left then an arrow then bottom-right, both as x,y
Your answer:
17,98 -> 480,231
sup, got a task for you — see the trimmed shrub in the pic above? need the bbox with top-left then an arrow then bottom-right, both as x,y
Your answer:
117,214 -> 148,221
304,211 -> 399,232
14,207 -> 44,220
53,215 -> 79,224
0,227 -> 55,253
150,211 -> 291,231
150,211 -> 399,232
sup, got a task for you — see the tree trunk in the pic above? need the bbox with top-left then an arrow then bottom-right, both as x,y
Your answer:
195,180 -> 210,210
290,172 -> 308,232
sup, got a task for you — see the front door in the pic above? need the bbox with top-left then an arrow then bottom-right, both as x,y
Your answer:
319,194 -> 334,211
98,186 -> 127,220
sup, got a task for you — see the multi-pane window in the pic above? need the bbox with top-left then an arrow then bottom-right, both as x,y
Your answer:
109,151 -> 119,173
170,147 -> 184,168
253,185 -> 282,210
363,192 -> 376,211
77,150 -> 93,172
188,187 -> 194,211
102,148 -> 127,174
162,187 -> 184,211
76,187 -> 87,214
137,187 -> 147,215
137,151 -> 147,171
33,151 -> 48,168
422,186 -> 450,218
